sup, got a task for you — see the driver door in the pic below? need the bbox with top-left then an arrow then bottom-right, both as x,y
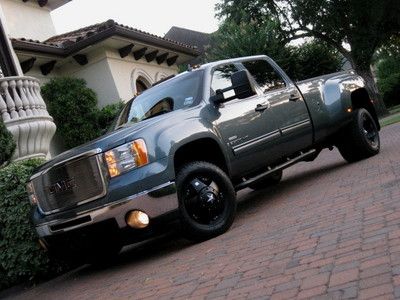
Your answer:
212,64 -> 281,177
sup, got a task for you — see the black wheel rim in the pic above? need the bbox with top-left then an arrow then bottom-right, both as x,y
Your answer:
182,174 -> 226,225
362,113 -> 379,148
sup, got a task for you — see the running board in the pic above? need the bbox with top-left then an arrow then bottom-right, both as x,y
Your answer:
235,149 -> 317,191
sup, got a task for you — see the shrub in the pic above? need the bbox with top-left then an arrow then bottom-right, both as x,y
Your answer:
42,78 -> 125,149
97,102 -> 124,135
0,159 -> 67,290
41,78 -> 100,149
0,120 -> 15,166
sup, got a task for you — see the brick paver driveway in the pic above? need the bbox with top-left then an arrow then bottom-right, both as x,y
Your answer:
10,123 -> 400,300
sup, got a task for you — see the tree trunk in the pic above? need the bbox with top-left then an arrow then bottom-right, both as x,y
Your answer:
352,66 -> 389,117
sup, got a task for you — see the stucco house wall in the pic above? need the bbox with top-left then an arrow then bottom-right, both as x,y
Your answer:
0,0 -> 56,41
22,46 -> 179,107
106,50 -> 177,103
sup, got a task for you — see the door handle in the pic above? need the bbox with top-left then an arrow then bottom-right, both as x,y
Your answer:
289,93 -> 301,101
255,103 -> 269,112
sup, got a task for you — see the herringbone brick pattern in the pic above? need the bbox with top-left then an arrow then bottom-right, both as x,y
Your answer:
9,123 -> 400,300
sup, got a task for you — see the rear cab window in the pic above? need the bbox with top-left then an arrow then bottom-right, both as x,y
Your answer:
241,60 -> 286,93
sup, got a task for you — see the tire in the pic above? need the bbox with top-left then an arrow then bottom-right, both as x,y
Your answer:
248,170 -> 283,190
176,161 -> 236,241
336,108 -> 380,163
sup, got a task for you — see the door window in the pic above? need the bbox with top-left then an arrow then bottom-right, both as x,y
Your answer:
242,60 -> 285,93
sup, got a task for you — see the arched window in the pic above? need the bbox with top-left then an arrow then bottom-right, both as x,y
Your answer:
136,77 -> 149,94
131,69 -> 153,96
155,72 -> 169,82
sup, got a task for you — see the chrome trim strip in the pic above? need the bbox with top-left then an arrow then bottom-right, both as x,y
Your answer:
30,148 -> 103,180
233,130 -> 281,155
36,154 -> 108,215
35,182 -> 178,237
281,119 -> 311,135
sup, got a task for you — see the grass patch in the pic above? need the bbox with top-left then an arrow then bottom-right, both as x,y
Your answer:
388,104 -> 400,114
380,112 -> 400,127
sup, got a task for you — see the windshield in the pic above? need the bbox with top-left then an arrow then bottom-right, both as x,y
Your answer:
116,70 -> 204,128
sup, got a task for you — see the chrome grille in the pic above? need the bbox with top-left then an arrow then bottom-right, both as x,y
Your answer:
32,155 -> 106,214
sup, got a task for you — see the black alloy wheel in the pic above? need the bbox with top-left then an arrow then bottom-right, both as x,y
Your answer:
337,108 -> 380,163
176,161 -> 236,241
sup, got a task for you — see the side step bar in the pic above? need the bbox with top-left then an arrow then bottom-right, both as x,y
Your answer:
235,149 -> 317,191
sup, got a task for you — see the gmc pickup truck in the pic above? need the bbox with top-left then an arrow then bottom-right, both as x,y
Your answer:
27,55 -> 380,262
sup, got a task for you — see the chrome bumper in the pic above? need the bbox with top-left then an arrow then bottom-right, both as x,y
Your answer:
35,182 -> 178,238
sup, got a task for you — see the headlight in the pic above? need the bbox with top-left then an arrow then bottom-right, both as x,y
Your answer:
104,139 -> 149,177
26,181 -> 38,205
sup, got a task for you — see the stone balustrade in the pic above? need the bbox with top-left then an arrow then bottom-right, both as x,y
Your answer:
0,76 -> 56,161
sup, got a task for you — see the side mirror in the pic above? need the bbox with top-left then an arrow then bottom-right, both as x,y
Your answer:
231,70 -> 256,99
211,70 -> 256,104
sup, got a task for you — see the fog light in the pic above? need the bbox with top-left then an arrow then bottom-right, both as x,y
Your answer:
126,210 -> 149,229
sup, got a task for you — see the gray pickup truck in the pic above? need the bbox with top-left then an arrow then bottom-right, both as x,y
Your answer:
27,55 -> 380,262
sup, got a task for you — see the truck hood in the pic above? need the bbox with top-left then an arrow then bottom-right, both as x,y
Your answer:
35,117 -> 163,172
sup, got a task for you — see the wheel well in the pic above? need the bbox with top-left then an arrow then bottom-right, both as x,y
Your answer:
173,138 -> 229,176
351,88 -> 380,130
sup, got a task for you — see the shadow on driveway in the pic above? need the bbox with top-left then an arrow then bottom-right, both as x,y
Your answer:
71,158 -> 348,278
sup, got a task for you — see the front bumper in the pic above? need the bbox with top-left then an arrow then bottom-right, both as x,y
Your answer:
35,182 -> 178,238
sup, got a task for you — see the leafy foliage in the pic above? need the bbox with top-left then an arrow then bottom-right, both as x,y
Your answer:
292,42 -> 342,81
206,20 -> 342,81
41,78 -> 100,149
97,102 -> 124,135
0,120 -> 15,166
42,78 -> 124,149
376,38 -> 400,107
216,0 -> 400,114
0,159 -> 67,290
206,19 -> 298,78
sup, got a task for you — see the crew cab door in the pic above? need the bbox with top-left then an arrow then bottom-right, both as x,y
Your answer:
211,64 -> 281,176
241,58 -> 313,157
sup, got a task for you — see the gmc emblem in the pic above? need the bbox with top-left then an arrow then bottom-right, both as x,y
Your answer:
48,178 -> 76,195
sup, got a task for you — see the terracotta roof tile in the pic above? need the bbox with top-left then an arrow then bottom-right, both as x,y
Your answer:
44,19 -> 196,50
12,20 -> 199,58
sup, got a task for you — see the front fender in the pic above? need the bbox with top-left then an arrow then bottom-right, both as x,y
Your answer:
160,117 -> 230,179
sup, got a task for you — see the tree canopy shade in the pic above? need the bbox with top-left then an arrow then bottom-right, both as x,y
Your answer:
216,0 -> 400,115
206,20 -> 342,81
376,37 -> 400,108
206,20 -> 298,78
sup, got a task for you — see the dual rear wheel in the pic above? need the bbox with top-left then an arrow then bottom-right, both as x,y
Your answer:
336,108 -> 380,162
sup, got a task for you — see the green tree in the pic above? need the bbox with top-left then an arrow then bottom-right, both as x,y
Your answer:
376,37 -> 400,107
216,0 -> 400,115
206,19 -> 299,78
206,20 -> 342,81
293,41 -> 342,81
